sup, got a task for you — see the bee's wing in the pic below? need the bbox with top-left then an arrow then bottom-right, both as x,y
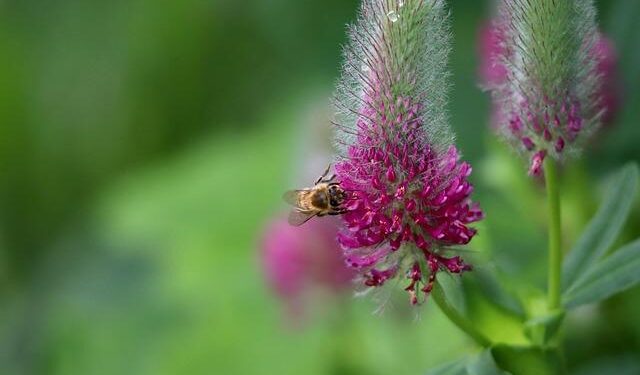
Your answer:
288,210 -> 317,226
282,190 -> 304,207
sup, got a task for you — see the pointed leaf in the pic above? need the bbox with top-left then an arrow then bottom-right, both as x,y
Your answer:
466,266 -> 525,317
436,266 -> 527,345
433,275 -> 492,347
564,238 -> 640,308
437,272 -> 468,315
562,163 -> 639,290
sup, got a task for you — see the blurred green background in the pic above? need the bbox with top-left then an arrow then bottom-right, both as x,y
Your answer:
1,1 -> 639,374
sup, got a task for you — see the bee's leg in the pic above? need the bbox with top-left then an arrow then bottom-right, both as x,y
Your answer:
328,209 -> 347,216
315,164 -> 332,185
317,212 -> 326,217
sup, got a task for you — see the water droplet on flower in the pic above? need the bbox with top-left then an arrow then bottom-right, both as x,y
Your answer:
387,11 -> 399,22
361,65 -> 370,73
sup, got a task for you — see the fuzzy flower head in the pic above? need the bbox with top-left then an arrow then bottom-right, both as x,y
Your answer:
332,0 -> 482,304
487,0 -> 613,175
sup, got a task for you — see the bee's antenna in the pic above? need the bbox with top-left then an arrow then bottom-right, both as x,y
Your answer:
340,188 -> 359,194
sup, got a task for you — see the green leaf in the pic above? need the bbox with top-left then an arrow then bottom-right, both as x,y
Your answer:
466,266 -> 525,318
425,358 -> 468,375
435,269 -> 528,346
523,309 -> 565,345
564,238 -> 640,308
433,275 -> 492,347
573,355 -> 640,375
466,350 -> 508,375
562,163 -> 639,291
437,272 -> 468,315
491,344 -> 563,375
425,351 -> 512,375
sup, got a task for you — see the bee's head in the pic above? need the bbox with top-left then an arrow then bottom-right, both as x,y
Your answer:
328,184 -> 346,207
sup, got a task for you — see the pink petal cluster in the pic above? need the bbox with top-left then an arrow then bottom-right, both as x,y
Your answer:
261,216 -> 354,320
335,94 -> 483,304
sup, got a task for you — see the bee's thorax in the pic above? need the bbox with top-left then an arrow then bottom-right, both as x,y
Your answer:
310,190 -> 329,209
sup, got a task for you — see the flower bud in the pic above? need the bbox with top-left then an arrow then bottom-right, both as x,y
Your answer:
482,1 -> 616,175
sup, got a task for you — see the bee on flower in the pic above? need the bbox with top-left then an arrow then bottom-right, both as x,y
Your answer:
331,0 -> 483,304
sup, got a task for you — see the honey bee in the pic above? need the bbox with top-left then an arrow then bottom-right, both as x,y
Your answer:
283,165 -> 348,226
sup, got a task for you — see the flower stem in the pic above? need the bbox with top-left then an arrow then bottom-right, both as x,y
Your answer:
432,283 -> 491,347
544,158 -> 562,310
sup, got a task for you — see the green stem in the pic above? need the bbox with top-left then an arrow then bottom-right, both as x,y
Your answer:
432,283 -> 492,348
544,158 -> 562,310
